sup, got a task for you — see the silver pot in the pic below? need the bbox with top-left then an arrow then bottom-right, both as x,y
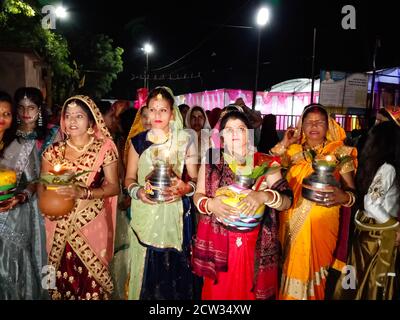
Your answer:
234,175 -> 255,189
145,162 -> 175,202
302,160 -> 340,204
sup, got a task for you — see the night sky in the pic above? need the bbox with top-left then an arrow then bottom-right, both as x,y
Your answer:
57,0 -> 400,99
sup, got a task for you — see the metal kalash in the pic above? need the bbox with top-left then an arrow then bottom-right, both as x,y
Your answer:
302,160 -> 340,204
144,162 -> 177,202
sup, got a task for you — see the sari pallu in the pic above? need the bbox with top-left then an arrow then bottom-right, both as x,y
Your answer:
44,138 -> 118,300
192,148 -> 292,300
279,141 -> 357,300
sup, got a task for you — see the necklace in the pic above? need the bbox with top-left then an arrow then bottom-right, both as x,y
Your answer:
303,139 -> 326,153
147,129 -> 170,145
16,129 -> 38,140
66,136 -> 94,153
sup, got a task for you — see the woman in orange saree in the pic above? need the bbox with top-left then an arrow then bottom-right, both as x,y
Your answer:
271,104 -> 357,300
41,95 -> 120,300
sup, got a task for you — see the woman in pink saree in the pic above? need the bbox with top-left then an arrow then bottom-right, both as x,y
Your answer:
41,95 -> 119,300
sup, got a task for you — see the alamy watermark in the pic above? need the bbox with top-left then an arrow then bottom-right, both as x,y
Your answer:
41,5 -> 63,30
341,5 -> 356,30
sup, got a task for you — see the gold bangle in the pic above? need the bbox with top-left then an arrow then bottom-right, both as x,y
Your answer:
343,191 -> 355,207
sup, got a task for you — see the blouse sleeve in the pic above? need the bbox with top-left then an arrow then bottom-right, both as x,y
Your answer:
103,146 -> 118,167
364,163 -> 397,224
42,143 -> 54,164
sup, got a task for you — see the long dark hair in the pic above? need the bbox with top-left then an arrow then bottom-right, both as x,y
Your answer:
356,121 -> 400,209
14,87 -> 48,140
0,91 -> 17,158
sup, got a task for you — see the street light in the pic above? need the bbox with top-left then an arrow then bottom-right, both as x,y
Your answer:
252,7 -> 271,110
142,43 -> 153,89
55,6 -> 68,19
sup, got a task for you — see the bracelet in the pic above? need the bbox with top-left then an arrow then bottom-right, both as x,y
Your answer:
270,193 -> 283,209
205,198 -> 213,215
16,193 -> 28,204
185,181 -> 196,197
196,196 -> 208,214
80,187 -> 88,200
130,186 -> 141,200
264,189 -> 277,206
264,189 -> 283,209
127,182 -> 139,195
343,191 -> 356,207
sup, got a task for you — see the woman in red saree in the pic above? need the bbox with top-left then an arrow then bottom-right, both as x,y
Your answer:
192,110 -> 292,300
41,95 -> 119,300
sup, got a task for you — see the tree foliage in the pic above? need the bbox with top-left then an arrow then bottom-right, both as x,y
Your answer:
0,0 -> 78,104
1,0 -> 124,102
74,34 -> 124,99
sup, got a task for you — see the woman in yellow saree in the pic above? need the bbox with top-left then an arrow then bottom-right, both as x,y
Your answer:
271,104 -> 357,300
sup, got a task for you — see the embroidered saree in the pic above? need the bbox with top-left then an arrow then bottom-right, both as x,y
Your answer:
43,95 -> 118,300
279,140 -> 357,300
0,139 -> 48,299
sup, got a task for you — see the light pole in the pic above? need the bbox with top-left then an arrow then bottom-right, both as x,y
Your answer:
252,7 -> 270,110
142,43 -> 153,90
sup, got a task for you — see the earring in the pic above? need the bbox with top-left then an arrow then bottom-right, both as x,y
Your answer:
87,127 -> 94,135
17,117 -> 21,125
38,110 -> 43,127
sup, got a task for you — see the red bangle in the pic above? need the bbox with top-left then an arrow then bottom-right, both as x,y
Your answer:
198,198 -> 208,214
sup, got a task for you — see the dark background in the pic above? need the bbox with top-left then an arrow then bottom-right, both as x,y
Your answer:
58,0 -> 400,99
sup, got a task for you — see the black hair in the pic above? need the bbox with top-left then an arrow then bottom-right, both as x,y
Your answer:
178,104 -> 189,112
356,121 -> 400,209
14,87 -> 48,140
63,98 -> 95,125
258,114 -> 279,153
140,105 -> 148,115
96,100 -> 113,115
190,105 -> 207,119
302,103 -> 329,124
0,91 -> 17,158
119,107 -> 137,139
146,87 -> 174,109
219,110 -> 252,131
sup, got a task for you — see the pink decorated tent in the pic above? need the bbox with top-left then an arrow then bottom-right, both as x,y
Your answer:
175,78 -> 319,116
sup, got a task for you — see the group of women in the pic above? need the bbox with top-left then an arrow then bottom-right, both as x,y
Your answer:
0,85 -> 399,300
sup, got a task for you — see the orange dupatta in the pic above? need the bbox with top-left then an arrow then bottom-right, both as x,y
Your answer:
278,117 -> 357,300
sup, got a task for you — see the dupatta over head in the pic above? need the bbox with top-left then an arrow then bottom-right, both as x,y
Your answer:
44,95 -> 119,294
278,103 -> 357,300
